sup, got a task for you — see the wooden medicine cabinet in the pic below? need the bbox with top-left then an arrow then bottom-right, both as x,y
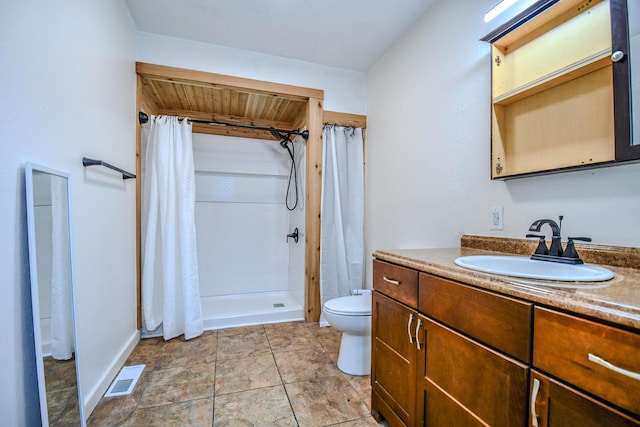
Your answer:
481,0 -> 638,179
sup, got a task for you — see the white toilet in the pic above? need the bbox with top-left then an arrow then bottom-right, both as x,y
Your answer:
323,294 -> 372,376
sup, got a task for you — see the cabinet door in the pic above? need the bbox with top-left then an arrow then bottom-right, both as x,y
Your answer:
371,291 -> 417,426
416,316 -> 529,427
419,272 -> 532,363
533,307 -> 640,416
529,370 -> 640,427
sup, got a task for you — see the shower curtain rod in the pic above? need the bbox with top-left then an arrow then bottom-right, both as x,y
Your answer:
138,112 -> 309,141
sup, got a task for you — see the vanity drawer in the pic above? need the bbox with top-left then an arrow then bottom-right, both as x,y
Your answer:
534,307 -> 640,416
419,273 -> 532,363
373,260 -> 418,309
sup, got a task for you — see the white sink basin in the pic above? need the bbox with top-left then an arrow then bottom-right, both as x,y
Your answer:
454,255 -> 614,282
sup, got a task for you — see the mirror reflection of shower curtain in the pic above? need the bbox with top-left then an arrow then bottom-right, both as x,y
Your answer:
142,116 -> 203,340
320,125 -> 365,319
50,175 -> 73,360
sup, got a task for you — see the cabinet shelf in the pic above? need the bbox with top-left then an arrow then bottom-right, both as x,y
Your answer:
493,49 -> 611,105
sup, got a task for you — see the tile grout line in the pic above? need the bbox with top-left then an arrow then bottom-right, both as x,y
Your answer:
211,328 -> 218,427
265,324 -> 302,426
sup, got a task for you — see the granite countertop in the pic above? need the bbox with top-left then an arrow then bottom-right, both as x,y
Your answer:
373,246 -> 640,331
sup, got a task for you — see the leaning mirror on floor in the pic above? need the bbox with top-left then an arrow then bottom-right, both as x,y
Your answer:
25,163 -> 85,426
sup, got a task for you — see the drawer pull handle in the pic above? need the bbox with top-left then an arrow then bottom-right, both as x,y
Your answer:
531,378 -> 541,427
383,276 -> 400,285
415,318 -> 422,350
407,313 -> 414,343
588,353 -> 640,381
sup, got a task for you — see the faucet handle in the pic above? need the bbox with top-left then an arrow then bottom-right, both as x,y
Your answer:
562,237 -> 590,263
526,234 -> 548,255
567,236 -> 592,243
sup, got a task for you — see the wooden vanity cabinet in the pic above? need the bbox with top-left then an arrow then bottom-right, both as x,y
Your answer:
416,316 -> 529,427
371,260 -> 419,426
371,261 -> 531,426
532,307 -> 640,424
529,370 -> 640,427
371,291 -> 418,426
419,273 -> 532,363
371,257 -> 640,426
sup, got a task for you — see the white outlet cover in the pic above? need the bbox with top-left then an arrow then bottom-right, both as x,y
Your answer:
490,207 -> 504,230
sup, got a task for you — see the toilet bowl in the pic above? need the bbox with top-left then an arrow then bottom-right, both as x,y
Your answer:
323,294 -> 372,376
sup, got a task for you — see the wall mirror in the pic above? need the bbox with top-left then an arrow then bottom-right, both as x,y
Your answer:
25,163 -> 85,427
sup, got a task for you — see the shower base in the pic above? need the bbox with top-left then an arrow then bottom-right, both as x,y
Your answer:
202,290 -> 304,330
141,290 -> 304,338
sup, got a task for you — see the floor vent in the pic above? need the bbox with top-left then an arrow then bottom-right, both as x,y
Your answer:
104,364 -> 145,397
273,303 -> 285,308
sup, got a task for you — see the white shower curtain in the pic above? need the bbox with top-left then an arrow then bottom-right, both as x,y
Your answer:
142,116 -> 203,340
50,175 -> 73,360
320,125 -> 365,316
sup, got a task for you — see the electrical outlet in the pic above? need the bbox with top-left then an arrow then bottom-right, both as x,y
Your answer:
490,206 -> 504,230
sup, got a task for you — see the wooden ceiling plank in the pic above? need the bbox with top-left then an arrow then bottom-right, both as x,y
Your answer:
141,82 -> 162,112
280,99 -> 306,124
157,108 -> 295,130
137,62 -> 324,100
210,86 -> 223,115
179,85 -> 192,111
166,81 -> 184,111
271,97 -> 289,122
191,123 -> 279,140
145,80 -> 170,110
246,93 -> 266,120
221,88 -> 232,116
292,107 -> 308,130
193,85 -> 207,111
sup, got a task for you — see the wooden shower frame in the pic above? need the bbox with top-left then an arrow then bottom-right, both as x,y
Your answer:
135,62 -> 365,327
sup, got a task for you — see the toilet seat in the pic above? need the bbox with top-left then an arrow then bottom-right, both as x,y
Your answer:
323,295 -> 371,316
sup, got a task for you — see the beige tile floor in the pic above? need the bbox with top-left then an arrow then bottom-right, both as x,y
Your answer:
88,321 -> 381,426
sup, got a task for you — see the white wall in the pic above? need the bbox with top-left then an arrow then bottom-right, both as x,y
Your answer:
0,1 -> 137,424
365,0 -> 640,287
192,133 -> 304,300
136,32 -> 367,114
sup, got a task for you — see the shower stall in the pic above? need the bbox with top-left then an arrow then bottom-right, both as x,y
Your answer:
144,130 -> 307,331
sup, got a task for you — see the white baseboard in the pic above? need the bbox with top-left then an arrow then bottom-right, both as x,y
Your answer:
83,330 -> 140,420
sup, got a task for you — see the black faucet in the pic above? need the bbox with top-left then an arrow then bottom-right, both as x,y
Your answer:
526,216 -> 591,264
528,218 -> 563,257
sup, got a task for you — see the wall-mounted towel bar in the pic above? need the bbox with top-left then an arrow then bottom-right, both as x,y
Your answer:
82,157 -> 136,180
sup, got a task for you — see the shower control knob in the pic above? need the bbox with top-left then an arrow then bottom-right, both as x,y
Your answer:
287,228 -> 299,243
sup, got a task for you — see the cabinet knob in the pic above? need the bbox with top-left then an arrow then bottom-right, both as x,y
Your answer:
611,50 -> 625,62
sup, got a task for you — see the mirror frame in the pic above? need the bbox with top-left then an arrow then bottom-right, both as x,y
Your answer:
25,162 -> 85,427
